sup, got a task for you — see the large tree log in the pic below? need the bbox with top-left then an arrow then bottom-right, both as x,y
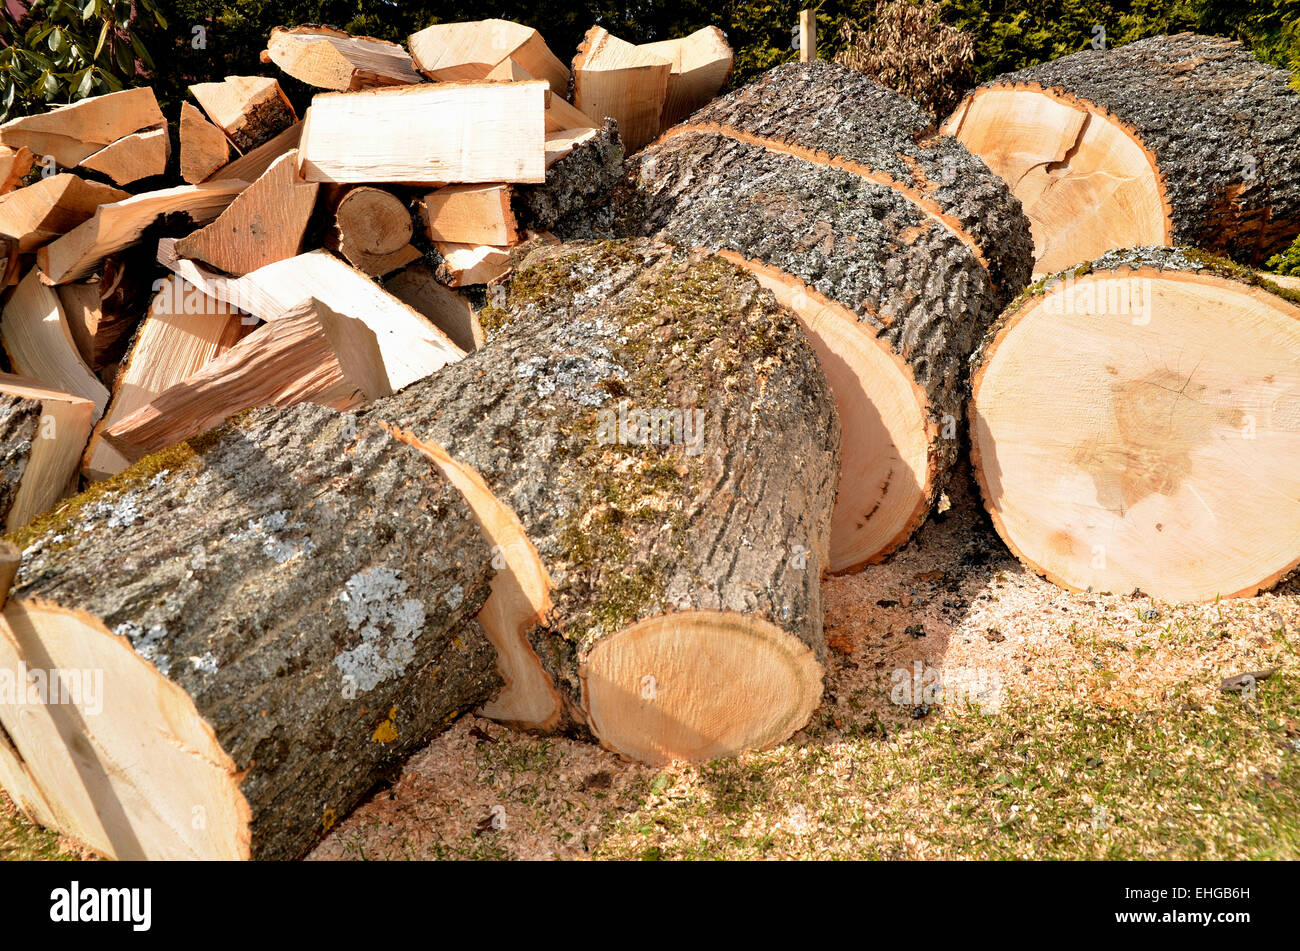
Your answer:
943,33 -> 1300,274
0,401 -> 500,859
586,62 -> 1033,572
367,239 -> 839,764
970,246 -> 1300,602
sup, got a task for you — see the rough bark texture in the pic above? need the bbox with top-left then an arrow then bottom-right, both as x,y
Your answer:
978,33 -> 1300,263
0,395 -> 40,529
514,120 -> 625,232
4,401 -> 499,860
593,128 -> 994,500
367,239 -> 839,728
667,62 -> 1034,302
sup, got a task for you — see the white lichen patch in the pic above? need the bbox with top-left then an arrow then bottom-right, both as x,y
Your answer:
333,567 -> 428,693
115,621 -> 171,676
229,510 -> 316,565
188,651 -> 219,674
515,348 -> 627,407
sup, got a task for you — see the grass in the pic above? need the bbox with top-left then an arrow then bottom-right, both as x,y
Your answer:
592,673 -> 1300,860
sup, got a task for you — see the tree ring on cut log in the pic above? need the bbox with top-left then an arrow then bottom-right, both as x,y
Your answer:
581,610 -> 822,766
0,600 -> 250,860
943,85 -> 1169,275
971,249 -> 1300,602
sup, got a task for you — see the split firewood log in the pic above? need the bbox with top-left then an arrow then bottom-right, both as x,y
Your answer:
297,82 -> 547,185
264,25 -> 421,91
597,62 -> 1033,572
0,174 -> 129,254
327,185 -> 418,275
638,26 -> 734,133
179,103 -> 232,184
0,373 -> 93,531
174,151 -> 319,276
970,246 -> 1300,603
367,239 -> 839,763
408,19 -> 569,93
383,262 -> 483,352
208,122 -> 302,184
77,127 -> 169,186
0,88 -> 165,169
189,76 -> 297,153
422,184 -> 518,246
572,27 -> 671,153
943,33 -> 1300,273
56,254 -> 154,372
0,146 -> 34,195
0,401 -> 499,859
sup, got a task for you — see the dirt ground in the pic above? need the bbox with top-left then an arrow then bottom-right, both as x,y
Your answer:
303,463 -> 1298,860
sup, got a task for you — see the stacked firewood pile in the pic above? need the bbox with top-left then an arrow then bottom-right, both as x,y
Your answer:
0,23 -> 1296,861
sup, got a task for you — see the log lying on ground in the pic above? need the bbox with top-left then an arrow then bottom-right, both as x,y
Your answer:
82,274 -> 250,479
593,62 -> 1032,572
408,18 -> 569,93
0,174 -> 130,254
638,26 -> 733,134
297,82 -> 548,185
573,27 -> 671,153
265,25 -> 421,90
1,271 -> 109,417
190,76 -> 297,153
367,239 -> 839,763
0,88 -> 165,169
970,247 -> 1300,602
158,242 -> 462,390
174,152 -> 319,275
37,181 -> 248,285
179,103 -> 232,184
0,374 -> 93,531
0,401 -> 500,859
943,33 -> 1300,274
102,298 -> 390,463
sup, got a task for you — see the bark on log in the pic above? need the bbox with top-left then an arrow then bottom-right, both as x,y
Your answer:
514,119 -> 623,233
943,32 -> 1300,273
0,401 -> 499,859
366,239 -> 839,764
581,63 -> 1032,572
970,246 -> 1300,602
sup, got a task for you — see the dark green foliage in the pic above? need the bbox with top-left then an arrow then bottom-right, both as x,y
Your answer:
1267,234 -> 1300,275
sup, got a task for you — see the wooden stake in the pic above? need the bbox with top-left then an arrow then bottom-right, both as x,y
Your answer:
799,10 -> 816,63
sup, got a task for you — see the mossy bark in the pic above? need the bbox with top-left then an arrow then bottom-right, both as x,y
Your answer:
975,33 -> 1300,264
3,401 -> 499,860
367,239 -> 839,727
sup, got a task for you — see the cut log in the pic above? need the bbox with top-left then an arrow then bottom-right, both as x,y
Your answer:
639,26 -> 734,133
81,274 -> 249,479
208,121 -> 302,183
265,25 -> 421,90
0,174 -> 130,254
37,181 -> 247,285
434,242 -> 511,287
572,27 -> 671,153
179,102 -> 232,184
0,271 -> 109,417
0,400 -> 499,859
332,186 -> 413,258
422,184 -> 518,246
0,374 -> 94,531
368,239 -> 838,761
384,262 -> 482,352
408,19 -> 569,93
0,88 -> 165,169
174,152 -> 318,276
943,33 -> 1300,273
190,76 -> 297,153
76,127 -> 170,186
57,257 -> 150,372
970,247 -> 1300,603
297,82 -> 547,185
601,62 -> 1033,571
0,146 -> 34,195
157,241 -> 463,390
102,298 -> 391,463
544,91 -> 598,134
